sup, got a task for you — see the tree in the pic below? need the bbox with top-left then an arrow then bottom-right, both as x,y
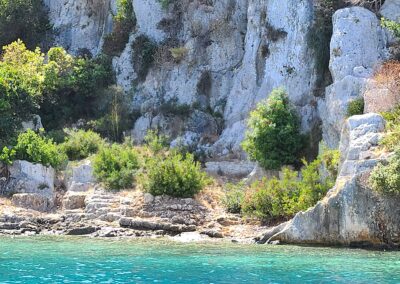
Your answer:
0,41 -> 46,147
242,88 -> 305,170
0,0 -> 51,50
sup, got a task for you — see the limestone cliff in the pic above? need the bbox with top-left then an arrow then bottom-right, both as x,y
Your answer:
44,0 -> 320,157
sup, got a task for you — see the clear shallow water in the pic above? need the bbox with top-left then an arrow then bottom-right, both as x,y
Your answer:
0,237 -> 399,284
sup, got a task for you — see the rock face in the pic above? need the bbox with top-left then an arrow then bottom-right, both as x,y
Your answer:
319,7 -> 387,148
5,161 -> 55,212
44,0 -> 320,156
261,114 -> 400,248
43,0 -> 115,55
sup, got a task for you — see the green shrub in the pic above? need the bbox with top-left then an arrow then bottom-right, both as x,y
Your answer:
144,152 -> 208,198
242,88 -> 305,170
347,98 -> 364,117
0,0 -> 51,49
222,182 -> 245,214
0,129 -> 67,169
40,51 -> 114,130
144,130 -> 169,153
241,153 -> 337,221
87,86 -> 137,142
381,18 -> 400,39
93,143 -> 140,190
131,35 -> 157,81
380,105 -> 400,151
0,41 -> 46,147
242,168 -> 299,220
61,129 -> 104,161
157,0 -> 171,9
103,0 -> 136,56
369,150 -> 400,195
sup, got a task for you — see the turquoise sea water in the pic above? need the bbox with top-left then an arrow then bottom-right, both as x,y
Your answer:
0,237 -> 399,283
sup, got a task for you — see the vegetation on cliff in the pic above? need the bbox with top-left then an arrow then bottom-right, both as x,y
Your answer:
242,88 -> 305,170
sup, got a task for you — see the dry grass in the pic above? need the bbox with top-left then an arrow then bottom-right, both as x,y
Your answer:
374,60 -> 400,97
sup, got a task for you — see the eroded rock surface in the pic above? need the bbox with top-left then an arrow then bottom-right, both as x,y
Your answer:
319,7 -> 387,148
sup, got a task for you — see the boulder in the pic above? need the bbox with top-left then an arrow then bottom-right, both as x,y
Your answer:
12,194 -> 51,212
319,7 -> 387,148
380,0 -> 400,45
260,114 -> 400,248
205,160 -> 255,179
6,160 -> 55,211
62,192 -> 87,210
65,160 -> 94,192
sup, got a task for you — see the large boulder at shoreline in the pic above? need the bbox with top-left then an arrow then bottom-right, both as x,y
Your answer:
260,114 -> 400,248
5,160 -> 55,212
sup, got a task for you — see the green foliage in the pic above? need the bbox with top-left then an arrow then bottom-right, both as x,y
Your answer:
0,0 -> 51,49
0,129 -> 67,169
242,88 -> 305,170
144,130 -> 169,153
222,182 -> 245,214
40,50 -> 114,130
87,86 -> 137,142
103,0 -> 136,56
381,105 -> 400,151
0,41 -> 46,147
131,35 -> 157,81
241,152 -> 338,221
347,98 -> 364,117
381,18 -> 400,39
369,150 -> 400,195
157,0 -> 171,9
93,143 -> 140,190
61,129 -> 104,161
0,146 -> 16,165
144,152 -> 208,198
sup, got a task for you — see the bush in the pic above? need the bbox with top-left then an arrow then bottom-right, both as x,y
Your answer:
222,182 -> 246,214
0,130 -> 67,169
131,35 -> 157,81
0,0 -> 50,49
242,88 -> 305,170
369,150 -> 400,195
144,152 -> 208,198
40,51 -> 114,130
381,18 -> 400,39
0,41 -> 46,147
347,98 -> 364,117
103,0 -> 136,56
241,152 -> 337,221
87,86 -> 137,142
144,130 -> 169,153
93,143 -> 140,190
381,105 -> 400,151
61,129 -> 104,161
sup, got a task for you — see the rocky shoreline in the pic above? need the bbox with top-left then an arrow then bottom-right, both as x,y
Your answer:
0,184 -> 265,243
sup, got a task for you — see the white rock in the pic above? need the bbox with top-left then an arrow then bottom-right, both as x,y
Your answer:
132,0 -> 166,43
320,7 -> 387,148
44,0 -> 115,55
329,7 -> 386,82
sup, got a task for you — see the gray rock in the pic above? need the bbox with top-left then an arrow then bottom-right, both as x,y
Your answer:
319,7 -> 387,148
12,194 -> 51,212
